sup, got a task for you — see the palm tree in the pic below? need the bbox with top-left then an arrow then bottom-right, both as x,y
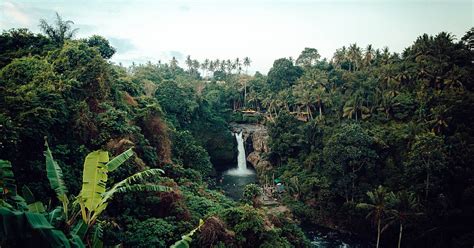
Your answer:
219,59 -> 226,72
170,57 -> 179,69
293,82 -> 314,120
386,191 -> 422,248
186,55 -> 193,71
235,58 -> 242,74
314,85 -> 328,119
381,47 -> 390,65
332,46 -> 347,69
243,57 -> 251,74
343,93 -> 362,121
208,60 -> 215,75
364,44 -> 374,67
262,96 -> 276,122
357,186 -> 394,248
347,44 -> 362,71
202,59 -> 210,77
192,59 -> 200,74
39,12 -> 78,46
226,59 -> 233,74
246,91 -> 259,110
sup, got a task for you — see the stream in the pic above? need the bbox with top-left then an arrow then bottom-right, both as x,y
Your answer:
217,131 -> 369,248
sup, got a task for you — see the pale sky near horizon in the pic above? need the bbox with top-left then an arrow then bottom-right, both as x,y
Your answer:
1,0 -> 472,73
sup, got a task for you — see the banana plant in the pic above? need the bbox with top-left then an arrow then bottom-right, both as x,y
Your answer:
43,141 -> 170,244
1,142 -> 170,247
45,141 -> 69,217
75,149 -> 169,227
0,160 -> 83,247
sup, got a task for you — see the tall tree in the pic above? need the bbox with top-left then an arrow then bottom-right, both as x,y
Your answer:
347,43 -> 362,71
386,191 -> 422,248
243,57 -> 251,74
186,55 -> 193,71
296,47 -> 321,67
357,186 -> 394,248
39,12 -> 78,46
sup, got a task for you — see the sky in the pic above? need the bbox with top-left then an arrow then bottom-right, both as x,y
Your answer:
0,0 -> 472,73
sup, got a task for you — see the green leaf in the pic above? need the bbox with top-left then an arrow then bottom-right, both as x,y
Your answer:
106,148 -> 134,171
71,219 -> 88,239
50,229 -> 72,248
170,219 -> 204,248
44,141 -> 68,200
71,234 -> 86,248
48,206 -> 63,224
25,212 -> 53,229
0,160 -> 17,196
92,223 -> 104,248
80,150 -> 109,212
27,201 -> 46,213
115,184 -> 170,194
101,169 -> 164,203
21,185 -> 36,204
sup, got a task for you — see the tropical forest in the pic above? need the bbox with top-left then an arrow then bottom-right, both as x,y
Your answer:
0,2 -> 473,248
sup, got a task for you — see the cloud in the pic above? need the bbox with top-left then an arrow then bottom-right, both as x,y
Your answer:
179,5 -> 190,12
167,51 -> 185,60
1,1 -> 31,26
108,37 -> 136,53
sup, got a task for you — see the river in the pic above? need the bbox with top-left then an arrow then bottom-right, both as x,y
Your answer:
216,131 -> 369,248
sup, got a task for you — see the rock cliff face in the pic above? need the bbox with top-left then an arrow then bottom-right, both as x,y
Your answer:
230,123 -> 272,177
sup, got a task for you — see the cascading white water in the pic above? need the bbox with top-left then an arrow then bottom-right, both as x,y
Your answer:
226,131 -> 254,176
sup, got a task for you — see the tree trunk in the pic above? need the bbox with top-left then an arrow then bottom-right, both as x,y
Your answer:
398,223 -> 403,248
376,218 -> 381,248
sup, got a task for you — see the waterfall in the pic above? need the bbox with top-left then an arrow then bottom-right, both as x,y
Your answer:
226,131 -> 254,176
236,132 -> 247,172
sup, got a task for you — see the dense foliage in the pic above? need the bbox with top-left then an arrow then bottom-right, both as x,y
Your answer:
1,13 -> 472,247
262,31 -> 474,247
0,15 -> 308,248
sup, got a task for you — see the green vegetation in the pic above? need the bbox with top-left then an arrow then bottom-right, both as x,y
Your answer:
0,14 -> 309,248
263,31 -> 474,247
1,13 -> 473,247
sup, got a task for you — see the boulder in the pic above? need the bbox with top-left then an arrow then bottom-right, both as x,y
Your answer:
247,151 -> 261,167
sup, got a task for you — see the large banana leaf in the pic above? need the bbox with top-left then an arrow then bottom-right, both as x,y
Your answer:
80,151 -> 109,212
0,160 -> 16,196
106,148 -> 134,171
44,142 -> 68,202
27,202 -> 46,213
101,169 -> 165,203
0,207 -> 82,247
71,219 -> 88,239
0,160 -> 27,209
